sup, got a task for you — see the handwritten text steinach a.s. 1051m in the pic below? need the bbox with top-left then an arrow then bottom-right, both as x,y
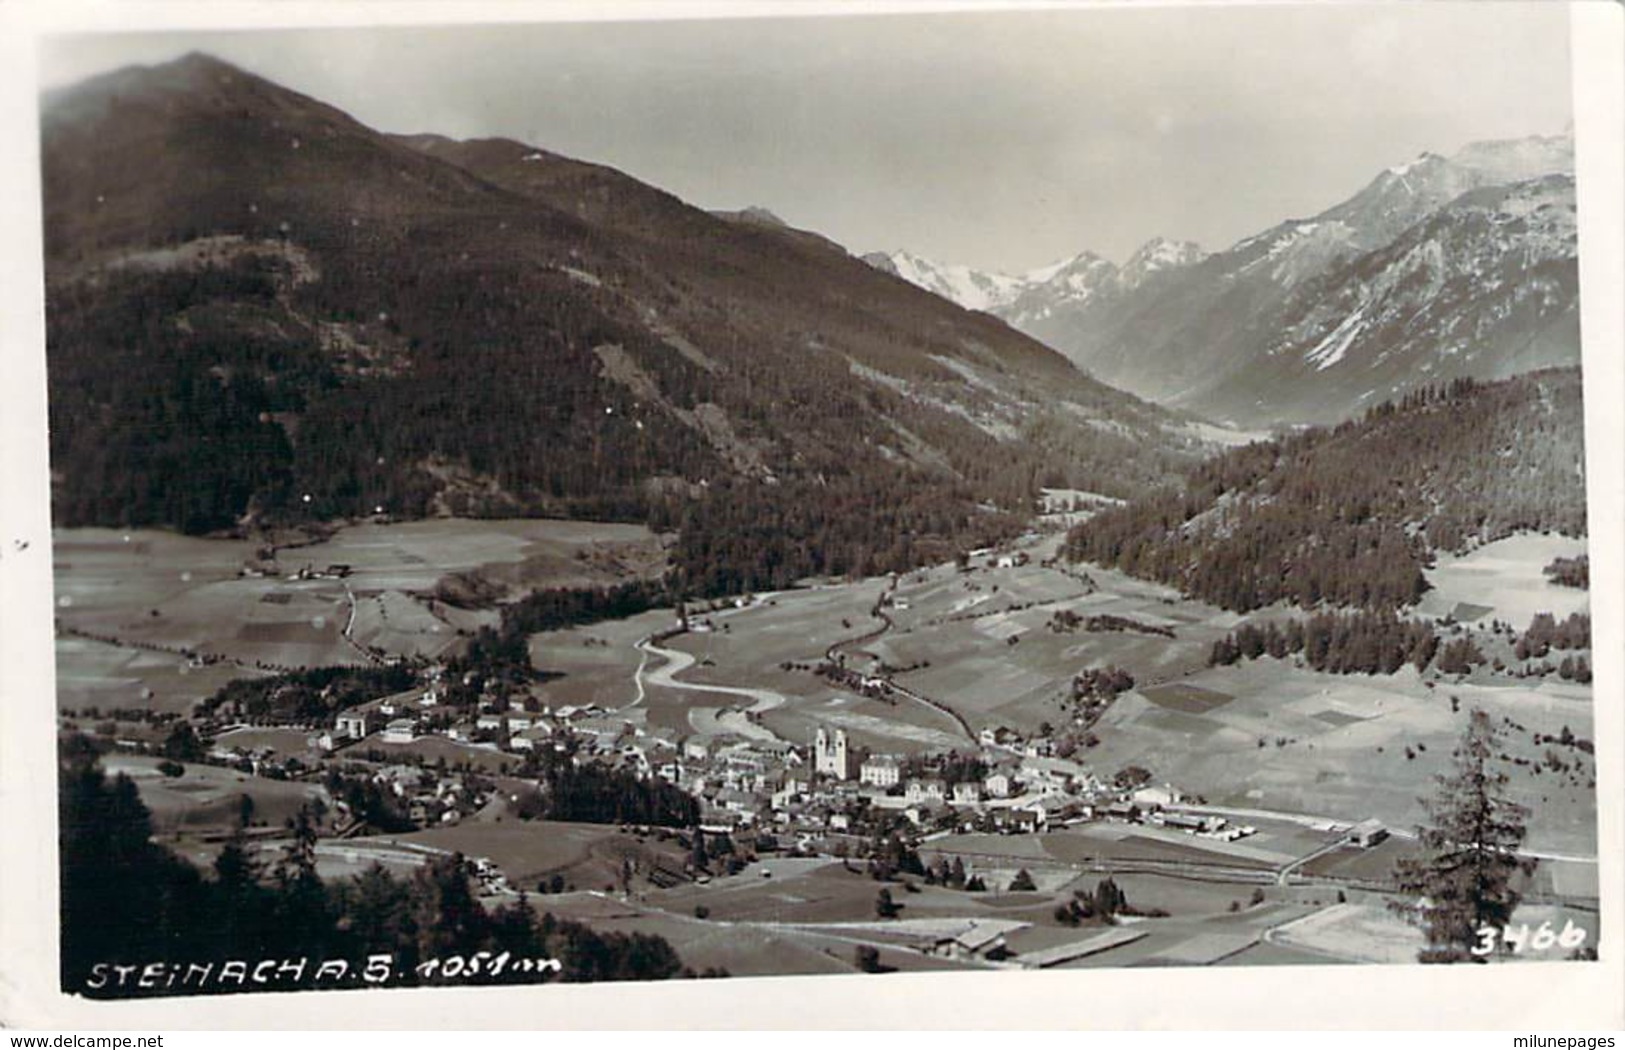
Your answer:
83,952 -> 563,993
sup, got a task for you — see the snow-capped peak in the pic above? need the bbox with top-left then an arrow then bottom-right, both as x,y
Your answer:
865,249 -> 1026,312
1121,237 -> 1205,285
1386,152 -> 1445,178
1022,251 -> 1108,285
1024,250 -> 1116,286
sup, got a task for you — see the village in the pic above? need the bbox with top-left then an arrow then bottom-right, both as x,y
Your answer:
50,517 -> 1595,973
82,638 -> 1357,882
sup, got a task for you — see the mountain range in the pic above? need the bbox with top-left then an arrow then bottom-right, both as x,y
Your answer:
865,130 -> 1578,426
40,53 -> 1206,588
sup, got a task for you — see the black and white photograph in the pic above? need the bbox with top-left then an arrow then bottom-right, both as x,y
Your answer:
1,0 -> 1621,1031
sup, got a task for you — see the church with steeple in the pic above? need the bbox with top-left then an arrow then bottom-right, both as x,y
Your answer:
812,726 -> 861,780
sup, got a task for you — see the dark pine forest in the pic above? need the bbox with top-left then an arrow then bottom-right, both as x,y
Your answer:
1063,372 -> 1586,614
43,54 -> 1192,600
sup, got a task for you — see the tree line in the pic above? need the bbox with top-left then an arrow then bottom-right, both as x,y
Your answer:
534,762 -> 698,828
1515,612 -> 1590,658
1542,555 -> 1589,590
1207,611 -> 1444,675
203,663 -> 417,724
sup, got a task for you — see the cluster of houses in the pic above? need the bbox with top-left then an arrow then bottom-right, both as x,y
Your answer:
239,560 -> 353,581
314,666 -> 661,768
292,662 -> 1401,849
355,762 -> 495,829
749,725 -> 1115,836
309,671 -> 1139,836
299,652 -> 1218,838
180,667 -> 1400,859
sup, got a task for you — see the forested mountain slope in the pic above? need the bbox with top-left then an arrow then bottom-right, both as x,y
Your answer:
42,54 -> 1198,591
1063,369 -> 1586,612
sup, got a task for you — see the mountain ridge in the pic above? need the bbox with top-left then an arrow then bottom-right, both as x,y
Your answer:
40,54 -> 1199,592
867,128 -> 1578,427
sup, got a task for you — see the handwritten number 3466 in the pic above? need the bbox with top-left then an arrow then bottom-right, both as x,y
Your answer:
1472,919 -> 1587,956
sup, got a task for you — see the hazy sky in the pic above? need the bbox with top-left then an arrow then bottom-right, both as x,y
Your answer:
39,4 -> 1574,272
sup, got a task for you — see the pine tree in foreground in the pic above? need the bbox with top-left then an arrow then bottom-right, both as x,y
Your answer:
1391,708 -> 1532,962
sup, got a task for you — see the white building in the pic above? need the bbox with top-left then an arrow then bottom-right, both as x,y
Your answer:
1132,784 -> 1177,809
335,711 -> 373,740
905,778 -> 948,804
813,726 -> 859,780
859,756 -> 901,789
1351,818 -> 1389,848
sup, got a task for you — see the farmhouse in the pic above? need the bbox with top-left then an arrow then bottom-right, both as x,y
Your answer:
749,738 -> 802,765
777,770 -> 811,796
995,807 -> 1042,834
920,922 -> 1008,960
509,727 -> 553,752
335,711 -> 374,740
382,718 -> 419,744
951,781 -> 983,806
979,726 -> 1017,748
904,802 -> 950,826
376,764 -> 424,794
984,766 -> 1019,798
905,778 -> 948,804
575,715 -> 630,738
1101,800 -> 1139,821
716,788 -> 758,817
1019,756 -> 1080,792
642,725 -> 682,751
1132,784 -> 1177,809
1351,818 -> 1389,848
1161,811 -> 1206,832
1029,796 -> 1075,824
695,799 -> 750,832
